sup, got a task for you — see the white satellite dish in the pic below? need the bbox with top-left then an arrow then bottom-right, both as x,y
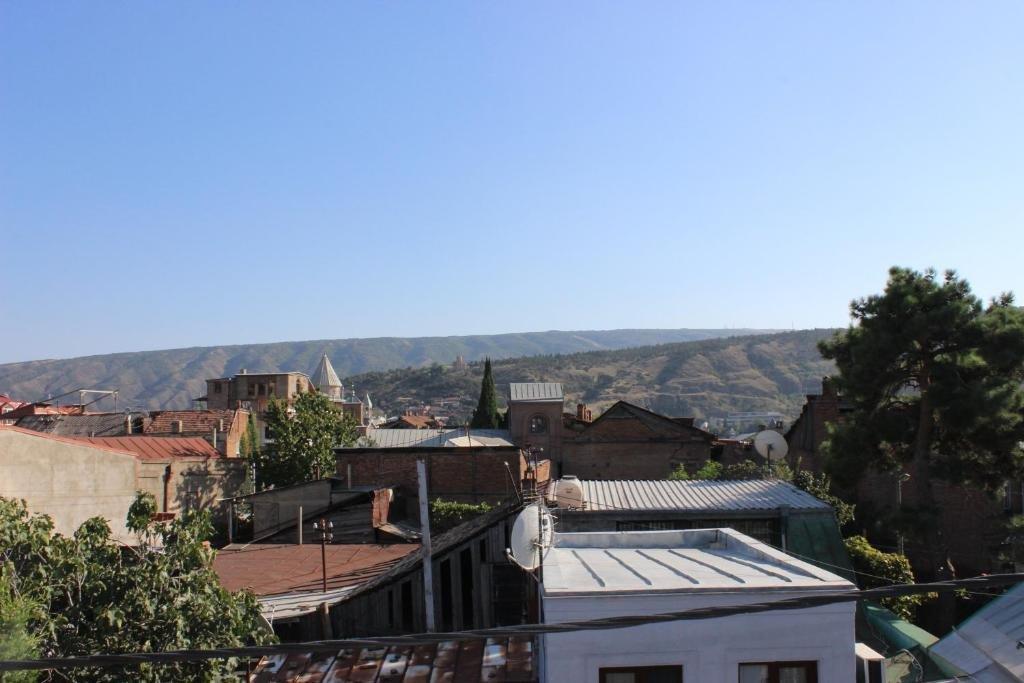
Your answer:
754,430 -> 789,460
507,501 -> 553,571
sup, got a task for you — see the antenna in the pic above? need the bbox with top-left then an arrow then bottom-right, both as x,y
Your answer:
506,501 -> 553,571
754,430 -> 789,477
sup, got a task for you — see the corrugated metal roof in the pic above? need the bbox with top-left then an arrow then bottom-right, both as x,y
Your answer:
543,528 -> 853,594
72,435 -> 220,461
251,636 -> 536,682
573,479 -> 831,512
509,382 -> 564,402
355,428 -> 515,449
929,583 -> 1024,681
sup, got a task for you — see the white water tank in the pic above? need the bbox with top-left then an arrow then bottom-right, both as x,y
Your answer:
552,475 -> 585,509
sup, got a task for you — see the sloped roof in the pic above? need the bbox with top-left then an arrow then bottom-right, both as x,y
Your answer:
251,637 -> 536,682
72,435 -> 220,461
0,425 -> 139,458
356,428 -> 515,448
214,543 -> 418,596
577,400 -> 712,441
930,583 -> 1024,681
509,382 -> 563,402
145,409 -> 241,436
569,479 -> 831,512
311,353 -> 342,390
543,528 -> 853,595
15,412 -> 140,437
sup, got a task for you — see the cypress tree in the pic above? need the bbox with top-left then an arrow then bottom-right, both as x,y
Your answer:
470,358 -> 499,428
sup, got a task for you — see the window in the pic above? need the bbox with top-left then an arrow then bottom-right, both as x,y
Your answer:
529,415 -> 548,434
247,384 -> 256,397
739,662 -> 817,683
213,383 -> 222,394
599,666 -> 682,683
257,383 -> 266,396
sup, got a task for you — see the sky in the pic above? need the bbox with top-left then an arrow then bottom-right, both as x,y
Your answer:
2,2 -> 1023,364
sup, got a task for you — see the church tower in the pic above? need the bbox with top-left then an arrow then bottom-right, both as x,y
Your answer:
311,352 -> 343,401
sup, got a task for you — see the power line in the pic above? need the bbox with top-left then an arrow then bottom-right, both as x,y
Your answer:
1,573 -> 1021,673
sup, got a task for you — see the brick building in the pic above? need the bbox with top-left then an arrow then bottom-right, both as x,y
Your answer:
204,369 -> 312,415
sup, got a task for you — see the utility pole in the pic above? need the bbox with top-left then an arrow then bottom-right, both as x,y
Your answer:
313,518 -> 333,593
417,459 -> 435,632
897,473 -> 911,556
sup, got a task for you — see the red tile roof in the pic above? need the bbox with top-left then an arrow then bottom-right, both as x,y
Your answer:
214,543 -> 419,596
253,637 -> 537,682
0,425 -> 139,457
72,435 -> 221,461
144,409 -> 243,436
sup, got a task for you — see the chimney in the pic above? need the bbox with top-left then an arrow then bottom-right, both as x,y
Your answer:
212,426 -> 218,448
821,376 -> 837,399
239,368 -> 248,375
124,414 -> 132,435
174,420 -> 184,434
218,418 -> 225,432
576,403 -> 592,423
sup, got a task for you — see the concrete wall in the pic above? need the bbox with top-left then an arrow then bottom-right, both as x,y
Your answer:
0,429 -> 137,542
136,458 -> 246,526
542,590 -> 855,682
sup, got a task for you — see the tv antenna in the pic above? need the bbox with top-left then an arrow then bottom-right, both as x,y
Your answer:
754,429 -> 789,477
506,501 -> 553,571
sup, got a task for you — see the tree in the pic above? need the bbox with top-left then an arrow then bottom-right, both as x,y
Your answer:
792,470 -> 856,527
692,460 -> 724,480
667,464 -> 690,480
819,268 -> 1024,572
253,391 -> 358,489
0,495 -> 273,682
239,411 -> 261,459
470,358 -> 500,429
844,535 -> 931,620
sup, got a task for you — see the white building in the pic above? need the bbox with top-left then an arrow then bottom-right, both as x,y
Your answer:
541,528 -> 857,682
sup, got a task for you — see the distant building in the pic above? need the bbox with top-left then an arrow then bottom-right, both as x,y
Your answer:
382,414 -> 442,430
0,394 -> 27,424
204,369 -> 313,414
452,355 -> 468,371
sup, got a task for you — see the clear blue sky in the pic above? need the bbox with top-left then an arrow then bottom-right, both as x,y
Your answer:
2,2 -> 1022,364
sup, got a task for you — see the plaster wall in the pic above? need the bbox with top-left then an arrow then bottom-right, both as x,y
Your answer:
542,590 -> 855,682
0,430 -> 137,542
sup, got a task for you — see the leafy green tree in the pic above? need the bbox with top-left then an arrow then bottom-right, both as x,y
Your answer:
844,535 -> 931,620
667,464 -> 690,480
429,499 -> 492,533
692,460 -> 724,480
0,563 -> 38,683
792,470 -> 856,527
239,411 -> 261,459
820,267 -> 1024,492
470,358 -> 500,429
0,495 -> 273,682
253,391 -> 358,489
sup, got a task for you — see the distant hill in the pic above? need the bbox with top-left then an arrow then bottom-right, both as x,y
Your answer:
0,328 -> 778,410
347,329 -> 840,426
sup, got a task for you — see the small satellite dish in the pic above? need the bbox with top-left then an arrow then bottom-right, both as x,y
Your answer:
754,430 -> 789,460
507,502 -> 553,571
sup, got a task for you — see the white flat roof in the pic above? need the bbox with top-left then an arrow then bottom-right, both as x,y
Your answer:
574,479 -> 832,512
542,528 -> 853,596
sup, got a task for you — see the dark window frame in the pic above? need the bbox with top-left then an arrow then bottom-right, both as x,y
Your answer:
529,414 -> 548,434
738,660 -> 818,683
599,665 -> 683,683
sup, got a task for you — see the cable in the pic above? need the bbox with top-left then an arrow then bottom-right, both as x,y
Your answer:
0,573 -> 1022,672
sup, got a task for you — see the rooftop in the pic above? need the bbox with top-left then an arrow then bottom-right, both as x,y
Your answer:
71,435 -> 221,461
214,543 -> 419,596
509,382 -> 564,402
565,478 -> 832,512
252,636 -> 536,682
310,353 -> 342,390
355,427 -> 515,449
542,528 -> 853,596
145,409 -> 241,436
929,583 -> 1024,681
15,412 -> 142,437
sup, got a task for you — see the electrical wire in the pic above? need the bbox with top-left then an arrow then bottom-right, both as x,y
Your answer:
0,573 -> 1021,672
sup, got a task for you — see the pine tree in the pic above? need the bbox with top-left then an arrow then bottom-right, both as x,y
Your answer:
470,358 -> 499,429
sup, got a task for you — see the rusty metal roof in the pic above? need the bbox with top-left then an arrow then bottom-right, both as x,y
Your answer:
252,636 -> 536,682
71,435 -> 221,461
571,479 -> 831,512
214,543 -> 419,596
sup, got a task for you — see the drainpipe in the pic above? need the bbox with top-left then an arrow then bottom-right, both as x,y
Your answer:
163,465 -> 172,512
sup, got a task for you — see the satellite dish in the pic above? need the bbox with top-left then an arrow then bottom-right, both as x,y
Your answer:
507,502 -> 553,571
754,430 -> 789,460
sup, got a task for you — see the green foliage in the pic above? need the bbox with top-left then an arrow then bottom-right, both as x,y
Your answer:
470,358 -> 499,429
253,391 -> 358,489
667,464 -> 690,480
844,535 -> 930,620
429,499 -> 492,533
820,267 -> 1024,492
0,496 -> 273,682
0,563 -> 39,682
792,470 -> 856,527
126,490 -> 157,536
239,411 -> 261,459
692,460 -> 723,480
999,515 -> 1024,570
